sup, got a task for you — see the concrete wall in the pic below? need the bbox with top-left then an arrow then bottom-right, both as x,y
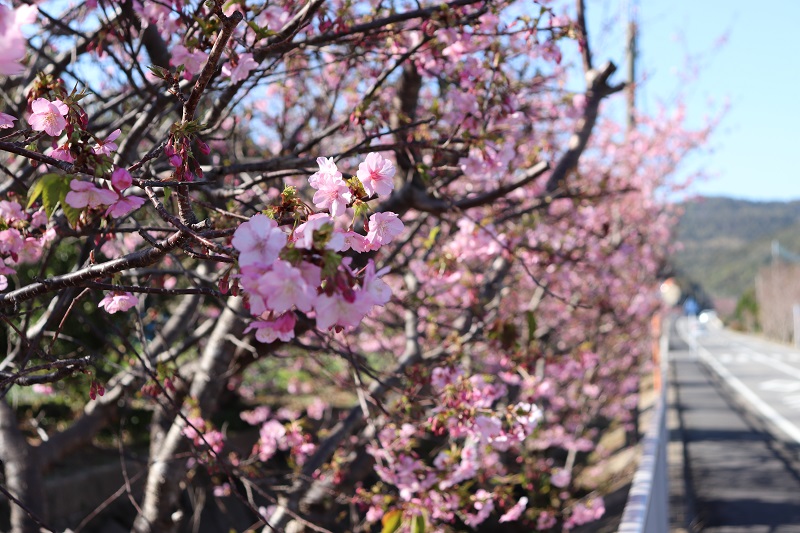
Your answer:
755,261 -> 800,343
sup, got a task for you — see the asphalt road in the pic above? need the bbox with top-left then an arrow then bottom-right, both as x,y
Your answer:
672,318 -> 800,532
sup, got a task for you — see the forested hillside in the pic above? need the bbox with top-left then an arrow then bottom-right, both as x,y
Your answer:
673,197 -> 800,298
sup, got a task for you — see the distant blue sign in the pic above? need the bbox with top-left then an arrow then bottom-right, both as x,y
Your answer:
684,297 -> 699,317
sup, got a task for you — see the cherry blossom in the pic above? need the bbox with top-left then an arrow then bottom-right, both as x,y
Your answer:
308,157 -> 341,188
98,291 -> 139,314
357,152 -> 396,197
257,419 -> 288,461
27,98 -> 69,137
0,200 -> 25,223
243,313 -> 297,344
93,129 -> 121,156
292,213 -> 345,251
232,214 -> 287,269
222,53 -> 258,83
170,44 -> 206,78
256,259 -> 317,313
499,496 -> 528,523
0,112 -> 16,128
0,3 -> 36,75
311,171 -> 353,217
49,144 -> 74,162
64,179 -> 118,209
365,212 -> 404,250
314,292 -> 369,331
31,383 -> 54,395
105,194 -> 145,218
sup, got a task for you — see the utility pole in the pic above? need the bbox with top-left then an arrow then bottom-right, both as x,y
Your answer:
626,1 -> 637,132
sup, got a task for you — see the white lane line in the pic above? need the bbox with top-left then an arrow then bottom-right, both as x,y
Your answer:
750,353 -> 800,380
785,395 -> 800,409
696,345 -> 800,444
759,379 -> 800,393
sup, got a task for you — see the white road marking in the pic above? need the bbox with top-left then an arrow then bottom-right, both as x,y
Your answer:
751,353 -> 800,380
784,394 -> 800,408
759,379 -> 800,393
696,345 -> 800,444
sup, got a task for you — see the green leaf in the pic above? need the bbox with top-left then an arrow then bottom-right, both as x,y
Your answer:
321,250 -> 342,279
43,177 -> 68,218
526,310 -> 537,344
147,65 -> 170,80
381,510 -> 402,533
423,226 -> 440,250
61,202 -> 82,228
28,173 -> 66,215
411,513 -> 426,533
352,199 -> 369,219
27,177 -> 47,209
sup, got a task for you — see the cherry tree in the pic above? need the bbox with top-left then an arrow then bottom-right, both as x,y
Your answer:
0,0 -> 711,531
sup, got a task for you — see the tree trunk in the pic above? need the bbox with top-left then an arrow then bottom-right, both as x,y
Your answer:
0,400 -> 47,533
132,301 -> 244,533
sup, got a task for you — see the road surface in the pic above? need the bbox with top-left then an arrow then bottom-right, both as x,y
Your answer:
671,318 -> 800,532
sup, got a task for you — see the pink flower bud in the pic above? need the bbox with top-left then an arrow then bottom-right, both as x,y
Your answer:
111,167 -> 132,191
196,138 -> 210,155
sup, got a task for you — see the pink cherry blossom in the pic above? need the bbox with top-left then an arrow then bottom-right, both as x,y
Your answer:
0,275 -> 7,291
308,157 -> 341,188
293,213 -> 345,251
49,144 -> 74,162
30,209 -> 47,228
340,231 -> 369,252
306,398 -> 327,420
106,194 -> 145,218
93,129 -> 121,155
0,112 -> 16,128
28,98 -> 69,137
360,261 -> 392,307
244,312 -> 297,344
222,53 -> 258,83
31,383 -> 54,395
551,468 -> 571,488
564,499 -> 605,529
170,44 -> 207,78
312,171 -> 353,217
258,259 -> 317,313
0,228 -> 23,258
314,292 -> 368,331
463,489 -> 495,527
0,200 -> 25,223
241,406 -> 271,425
537,511 -> 557,530
357,152 -> 395,197
365,212 -> 404,250
232,214 -> 287,268
64,179 -> 118,209
498,496 -> 528,523
0,3 -> 37,75
98,291 -> 139,314
258,419 -> 287,461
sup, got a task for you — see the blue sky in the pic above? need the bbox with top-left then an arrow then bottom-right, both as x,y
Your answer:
588,0 -> 800,202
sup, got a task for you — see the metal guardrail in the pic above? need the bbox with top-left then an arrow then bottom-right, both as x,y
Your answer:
618,324 -> 670,533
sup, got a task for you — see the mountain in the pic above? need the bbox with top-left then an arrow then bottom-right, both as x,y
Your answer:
671,197 -> 800,299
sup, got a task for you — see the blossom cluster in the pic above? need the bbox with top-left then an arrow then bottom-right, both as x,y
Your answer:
233,155 -> 403,342
0,200 -> 53,292
0,3 -> 37,75
358,367 -> 546,528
